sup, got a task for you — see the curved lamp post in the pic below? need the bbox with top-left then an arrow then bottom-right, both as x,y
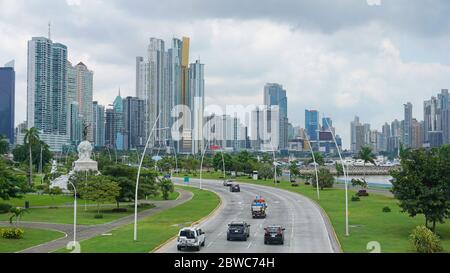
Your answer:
67,181 -> 77,244
323,114 -> 349,236
304,132 -> 320,200
134,112 -> 161,241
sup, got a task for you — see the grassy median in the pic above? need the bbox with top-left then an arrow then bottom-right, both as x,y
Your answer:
177,171 -> 450,253
55,186 -> 220,253
0,227 -> 65,253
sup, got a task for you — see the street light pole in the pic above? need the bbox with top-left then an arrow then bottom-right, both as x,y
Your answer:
68,181 -> 77,244
323,114 -> 349,236
134,112 -> 161,241
304,132 -> 320,200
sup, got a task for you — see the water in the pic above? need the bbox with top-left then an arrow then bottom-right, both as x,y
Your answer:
335,175 -> 393,188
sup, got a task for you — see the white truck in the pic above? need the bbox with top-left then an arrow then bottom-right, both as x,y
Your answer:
176,227 -> 206,251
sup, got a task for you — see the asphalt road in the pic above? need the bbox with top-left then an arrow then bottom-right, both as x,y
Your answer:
156,178 -> 339,253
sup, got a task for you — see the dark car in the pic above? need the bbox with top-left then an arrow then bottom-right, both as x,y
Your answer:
230,184 -> 240,192
264,225 -> 285,245
227,222 -> 250,241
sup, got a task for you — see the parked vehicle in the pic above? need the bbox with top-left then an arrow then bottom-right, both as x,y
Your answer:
251,196 -> 267,218
223,179 -> 233,186
230,184 -> 240,192
227,222 -> 250,241
177,227 -> 206,251
264,225 -> 285,245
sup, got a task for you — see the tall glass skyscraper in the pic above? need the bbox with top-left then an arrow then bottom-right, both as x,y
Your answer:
264,83 -> 288,149
190,60 -> 205,154
305,109 -> 319,141
27,37 -> 69,151
0,62 -> 15,143
92,101 -> 105,148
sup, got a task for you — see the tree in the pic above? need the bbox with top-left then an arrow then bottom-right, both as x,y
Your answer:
315,168 -> 334,190
356,145 -> 376,184
309,152 -> 324,166
0,135 -> 9,154
158,156 -> 175,173
49,187 -> 62,198
159,178 -> 174,200
289,161 -> 300,181
0,160 -> 26,200
12,142 -> 52,173
78,176 -> 121,215
9,207 -> 28,227
335,162 -> 344,177
391,146 -> 450,232
23,127 -> 40,186
257,163 -> 274,180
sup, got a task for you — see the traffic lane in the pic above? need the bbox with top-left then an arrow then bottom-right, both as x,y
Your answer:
189,179 -> 334,253
241,183 -> 334,253
171,179 -> 296,253
155,179 -> 249,253
162,178 -> 333,253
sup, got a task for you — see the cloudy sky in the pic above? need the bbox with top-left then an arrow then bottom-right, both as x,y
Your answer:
1,0 -> 450,148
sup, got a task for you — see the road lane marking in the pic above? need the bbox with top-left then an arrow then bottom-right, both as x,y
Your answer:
207,242 -> 213,248
247,242 -> 252,249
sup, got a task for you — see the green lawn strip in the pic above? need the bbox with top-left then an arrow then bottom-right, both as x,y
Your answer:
2,194 -> 95,207
178,171 -> 450,253
146,190 -> 179,201
3,189 -> 179,208
238,178 -> 450,253
55,186 -> 220,253
0,227 -> 65,253
0,204 -> 155,225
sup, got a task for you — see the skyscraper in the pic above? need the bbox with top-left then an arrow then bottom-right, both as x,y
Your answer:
0,61 -> 15,143
305,110 -> 319,141
350,116 -> 360,152
27,37 -> 69,151
74,62 -> 94,141
264,83 -> 288,150
92,101 -> 105,148
123,96 -> 145,150
403,102 -> 413,148
113,92 -> 124,150
190,60 -> 205,154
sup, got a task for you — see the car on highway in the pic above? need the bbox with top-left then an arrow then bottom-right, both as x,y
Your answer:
176,227 -> 206,251
223,179 -> 233,186
264,225 -> 285,245
230,184 -> 241,192
227,221 -> 250,241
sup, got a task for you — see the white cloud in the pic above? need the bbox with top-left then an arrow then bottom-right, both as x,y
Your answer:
1,1 -> 450,150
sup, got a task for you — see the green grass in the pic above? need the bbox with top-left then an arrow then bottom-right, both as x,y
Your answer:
2,194 -> 95,207
3,190 -> 179,208
0,227 -> 65,253
179,171 -> 450,253
0,204 -> 155,225
146,191 -> 179,201
239,178 -> 450,253
55,186 -> 220,253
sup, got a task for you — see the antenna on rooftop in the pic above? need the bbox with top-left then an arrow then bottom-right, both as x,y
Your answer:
48,21 -> 51,40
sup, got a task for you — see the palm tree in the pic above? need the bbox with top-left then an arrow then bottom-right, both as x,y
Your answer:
24,127 -> 40,186
9,207 -> 29,227
357,145 -> 376,185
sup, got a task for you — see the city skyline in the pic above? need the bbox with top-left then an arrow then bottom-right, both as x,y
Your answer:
2,1 -> 450,149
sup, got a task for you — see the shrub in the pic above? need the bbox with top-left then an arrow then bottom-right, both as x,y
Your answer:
0,228 -> 25,239
0,203 -> 12,214
410,225 -> 443,253
291,182 -> 299,187
351,195 -> 361,202
357,190 -> 369,197
112,208 -> 128,213
382,206 -> 391,213
94,214 -> 104,219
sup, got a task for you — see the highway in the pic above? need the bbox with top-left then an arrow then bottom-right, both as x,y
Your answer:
156,178 -> 339,253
